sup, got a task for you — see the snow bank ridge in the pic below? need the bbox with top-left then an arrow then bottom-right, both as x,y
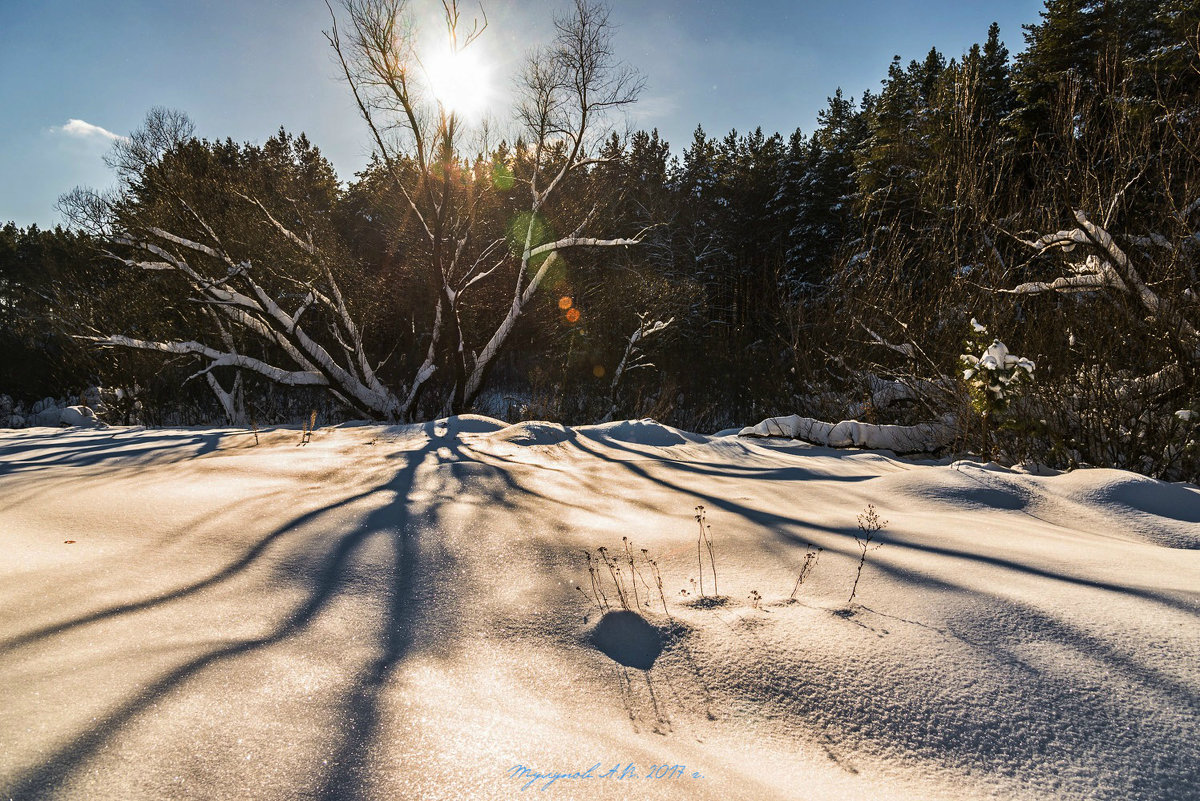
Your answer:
578,419 -> 702,447
486,418 -> 703,448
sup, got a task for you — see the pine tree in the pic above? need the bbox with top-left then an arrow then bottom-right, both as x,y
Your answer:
1010,0 -> 1102,141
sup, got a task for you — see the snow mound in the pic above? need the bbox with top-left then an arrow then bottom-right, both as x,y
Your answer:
437,413 -> 507,435
59,405 -> 106,429
878,461 -> 1200,549
878,468 -> 1032,512
577,418 -> 700,447
1050,469 -> 1200,549
1,423 -> 1197,800
487,420 -> 573,446
739,414 -> 954,453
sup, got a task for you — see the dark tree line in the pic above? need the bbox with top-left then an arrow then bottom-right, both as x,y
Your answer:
3,0 -> 1198,477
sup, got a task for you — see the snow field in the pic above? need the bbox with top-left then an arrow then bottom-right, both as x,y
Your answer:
0,418 -> 1196,799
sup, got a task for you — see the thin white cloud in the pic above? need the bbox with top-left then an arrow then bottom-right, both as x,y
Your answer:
635,94 -> 681,120
51,119 -> 125,142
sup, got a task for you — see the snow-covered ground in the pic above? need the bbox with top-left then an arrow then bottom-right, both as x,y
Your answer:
1,418 -> 1197,800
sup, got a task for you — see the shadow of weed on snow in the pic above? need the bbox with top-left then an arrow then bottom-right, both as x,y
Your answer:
712,530 -> 1200,798
575,536 -> 719,733
557,436 -> 1199,796
575,431 -> 1200,617
591,610 -> 663,670
586,610 -> 678,734
683,595 -> 731,609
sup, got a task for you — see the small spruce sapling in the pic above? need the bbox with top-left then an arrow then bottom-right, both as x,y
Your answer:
960,318 -> 1035,459
848,505 -> 887,606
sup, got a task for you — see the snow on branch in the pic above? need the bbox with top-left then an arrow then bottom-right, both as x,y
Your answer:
1012,226 -> 1092,252
1006,210 -> 1200,357
998,254 -> 1128,295
527,234 -> 644,259
99,207 -> 404,418
858,321 -> 915,358
236,192 -> 318,256
961,339 -> 1035,402
1181,196 -> 1200,221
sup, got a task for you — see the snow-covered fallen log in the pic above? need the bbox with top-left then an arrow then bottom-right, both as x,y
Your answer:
738,413 -> 955,453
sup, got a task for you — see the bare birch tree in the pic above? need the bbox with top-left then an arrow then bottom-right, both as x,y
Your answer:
329,0 -> 644,415
59,108 -> 403,421
460,0 -> 646,406
65,0 -> 646,422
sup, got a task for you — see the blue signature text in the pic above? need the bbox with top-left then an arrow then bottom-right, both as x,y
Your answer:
507,762 -> 704,791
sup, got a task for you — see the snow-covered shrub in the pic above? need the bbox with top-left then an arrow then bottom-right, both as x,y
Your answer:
960,321 -> 1035,411
739,414 -> 954,453
1171,407 -> 1200,474
960,319 -> 1036,457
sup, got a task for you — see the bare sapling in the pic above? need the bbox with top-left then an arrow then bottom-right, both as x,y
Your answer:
694,505 -> 719,597
582,550 -> 610,612
848,505 -> 887,605
789,544 -> 823,601
642,548 -> 670,618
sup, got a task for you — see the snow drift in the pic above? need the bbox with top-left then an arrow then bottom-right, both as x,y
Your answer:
0,420 -> 1196,800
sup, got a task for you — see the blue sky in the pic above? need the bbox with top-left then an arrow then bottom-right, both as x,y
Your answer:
0,0 -> 1046,228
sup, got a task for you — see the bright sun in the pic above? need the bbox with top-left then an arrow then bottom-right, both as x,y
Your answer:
423,44 -> 492,120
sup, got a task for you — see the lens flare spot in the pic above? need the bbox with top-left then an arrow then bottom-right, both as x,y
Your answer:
565,308 -> 581,323
592,365 -> 606,378
491,162 -> 514,191
506,212 -> 554,267
558,296 -> 573,310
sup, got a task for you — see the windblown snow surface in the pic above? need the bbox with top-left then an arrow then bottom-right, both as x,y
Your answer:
0,418 -> 1197,800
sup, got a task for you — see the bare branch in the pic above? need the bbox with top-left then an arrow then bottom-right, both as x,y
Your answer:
82,335 -> 328,386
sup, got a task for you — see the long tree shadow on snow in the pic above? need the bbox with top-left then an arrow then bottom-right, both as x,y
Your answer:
570,434 -> 1200,616
563,434 -> 1200,798
0,427 -> 230,476
0,481 -> 391,653
0,422 -> 471,801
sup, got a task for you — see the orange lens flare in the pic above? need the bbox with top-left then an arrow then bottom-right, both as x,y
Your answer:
558,296 -> 573,310
565,308 -> 581,323
592,365 -> 606,378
